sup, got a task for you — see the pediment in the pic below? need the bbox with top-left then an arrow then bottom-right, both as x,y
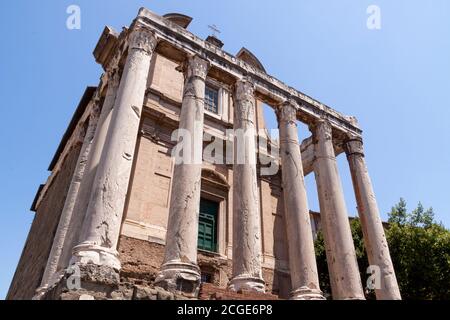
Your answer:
163,13 -> 193,29
236,47 -> 266,73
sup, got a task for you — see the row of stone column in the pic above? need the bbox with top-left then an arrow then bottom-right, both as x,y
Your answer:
153,54 -> 401,299
150,56 -> 269,296
37,26 -> 400,300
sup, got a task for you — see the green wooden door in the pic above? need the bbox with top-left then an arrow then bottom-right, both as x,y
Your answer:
198,199 -> 219,252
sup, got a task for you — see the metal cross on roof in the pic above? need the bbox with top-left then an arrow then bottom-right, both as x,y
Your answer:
208,24 -> 221,37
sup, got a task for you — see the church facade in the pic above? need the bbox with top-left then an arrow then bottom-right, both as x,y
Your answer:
7,8 -> 400,300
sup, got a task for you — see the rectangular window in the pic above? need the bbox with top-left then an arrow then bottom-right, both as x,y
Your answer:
197,198 -> 219,252
204,85 -> 219,114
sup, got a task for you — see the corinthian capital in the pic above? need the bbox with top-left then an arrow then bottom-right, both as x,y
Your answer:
235,78 -> 255,103
234,78 -> 255,123
278,99 -> 298,123
310,119 -> 333,142
128,28 -> 157,54
185,55 -> 209,80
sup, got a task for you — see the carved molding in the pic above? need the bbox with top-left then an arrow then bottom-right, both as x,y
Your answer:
134,8 -> 362,137
141,122 -> 161,143
202,168 -> 229,190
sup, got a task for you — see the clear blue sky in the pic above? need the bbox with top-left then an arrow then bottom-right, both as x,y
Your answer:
1,0 -> 449,299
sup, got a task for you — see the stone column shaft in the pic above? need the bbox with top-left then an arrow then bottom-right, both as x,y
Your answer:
345,138 -> 401,300
155,55 -> 209,297
228,78 -> 265,293
312,120 -> 365,300
278,100 -> 324,300
71,28 -> 156,270
36,102 -> 100,295
58,70 -> 120,273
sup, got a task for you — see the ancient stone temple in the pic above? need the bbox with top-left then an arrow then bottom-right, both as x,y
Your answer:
7,8 -> 401,300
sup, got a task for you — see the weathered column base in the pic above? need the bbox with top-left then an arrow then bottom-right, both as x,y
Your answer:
34,263 -> 120,300
34,262 -> 188,300
289,287 -> 325,300
154,262 -> 201,298
33,272 -> 65,300
33,286 -> 50,300
70,242 -> 121,271
228,276 -> 266,293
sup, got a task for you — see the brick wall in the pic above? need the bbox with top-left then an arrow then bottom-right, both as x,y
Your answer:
117,236 -> 289,299
118,235 -> 165,283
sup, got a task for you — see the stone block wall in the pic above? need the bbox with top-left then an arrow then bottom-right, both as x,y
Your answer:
7,143 -> 82,300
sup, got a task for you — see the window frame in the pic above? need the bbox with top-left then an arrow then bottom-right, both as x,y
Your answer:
203,78 -> 229,121
204,84 -> 220,115
197,198 -> 219,253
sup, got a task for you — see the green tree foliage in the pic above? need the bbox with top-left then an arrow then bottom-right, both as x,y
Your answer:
314,198 -> 450,300
314,219 -> 372,299
387,198 -> 450,300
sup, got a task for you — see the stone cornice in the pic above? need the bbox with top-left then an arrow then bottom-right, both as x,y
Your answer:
134,7 -> 362,138
93,26 -> 120,71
